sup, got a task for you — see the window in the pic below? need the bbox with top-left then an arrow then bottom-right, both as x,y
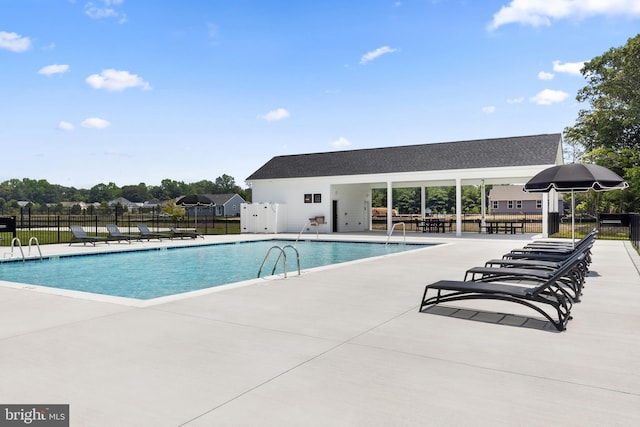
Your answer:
492,201 -> 499,209
516,200 -> 522,209
507,200 -> 514,209
304,194 -> 312,203
536,200 -> 542,209
313,193 -> 322,203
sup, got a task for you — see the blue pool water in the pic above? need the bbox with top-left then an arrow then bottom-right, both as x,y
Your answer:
0,240 -> 429,300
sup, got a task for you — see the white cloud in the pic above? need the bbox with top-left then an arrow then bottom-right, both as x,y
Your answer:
85,0 -> 127,23
81,117 -> 111,129
530,89 -> 569,105
260,108 -> 290,121
38,64 -> 70,76
489,0 -> 640,30
85,69 -> 151,91
0,31 -> 31,52
207,22 -> 219,39
58,121 -> 75,131
553,60 -> 585,75
482,106 -> 496,114
538,71 -> 554,80
360,46 -> 398,64
507,97 -> 525,104
330,137 -> 352,148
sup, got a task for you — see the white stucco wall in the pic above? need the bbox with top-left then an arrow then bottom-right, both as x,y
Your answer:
248,180 -> 372,233
250,180 -> 332,233
331,184 -> 370,233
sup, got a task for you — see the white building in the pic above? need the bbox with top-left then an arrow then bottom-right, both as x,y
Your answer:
245,134 -> 564,237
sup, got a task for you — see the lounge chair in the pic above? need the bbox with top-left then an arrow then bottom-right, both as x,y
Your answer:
420,250 -> 587,331
137,223 -> 171,241
69,225 -> 109,246
503,233 -> 595,268
464,248 -> 590,303
170,227 -> 202,239
106,224 -> 139,243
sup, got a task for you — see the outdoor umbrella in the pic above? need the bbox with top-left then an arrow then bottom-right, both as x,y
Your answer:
523,163 -> 628,245
176,194 -> 215,229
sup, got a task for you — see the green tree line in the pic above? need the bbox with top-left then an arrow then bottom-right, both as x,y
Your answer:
0,174 -> 250,209
564,33 -> 640,213
372,186 -> 485,215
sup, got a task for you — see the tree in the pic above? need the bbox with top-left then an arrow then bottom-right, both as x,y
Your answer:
120,183 -> 150,202
162,199 -> 186,222
564,33 -> 640,211
89,182 -> 120,202
214,174 -> 240,194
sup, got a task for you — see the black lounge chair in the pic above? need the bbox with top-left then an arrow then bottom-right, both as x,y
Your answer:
169,227 -> 202,239
137,223 -> 171,241
464,249 -> 590,303
69,225 -> 109,246
524,229 -> 598,250
503,233 -> 595,268
420,251 -> 587,331
106,224 -> 139,243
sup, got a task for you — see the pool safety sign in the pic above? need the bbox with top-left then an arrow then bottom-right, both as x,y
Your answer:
0,405 -> 68,426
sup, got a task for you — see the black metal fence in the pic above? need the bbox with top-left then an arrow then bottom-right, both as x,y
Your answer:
631,213 -> 640,252
0,209 -> 241,246
375,211 -> 633,240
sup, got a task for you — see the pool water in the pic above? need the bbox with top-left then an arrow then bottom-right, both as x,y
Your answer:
0,240 -> 429,300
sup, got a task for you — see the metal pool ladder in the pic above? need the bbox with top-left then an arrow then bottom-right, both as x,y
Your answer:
29,237 -> 43,260
257,245 -> 301,279
3,237 -> 44,261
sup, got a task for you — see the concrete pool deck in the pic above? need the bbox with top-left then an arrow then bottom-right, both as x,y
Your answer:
0,233 -> 639,426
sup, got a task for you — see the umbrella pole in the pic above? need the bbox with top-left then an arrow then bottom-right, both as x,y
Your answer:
571,189 -> 575,248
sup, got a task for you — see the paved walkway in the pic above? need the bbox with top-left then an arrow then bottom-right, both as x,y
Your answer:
0,233 -> 639,426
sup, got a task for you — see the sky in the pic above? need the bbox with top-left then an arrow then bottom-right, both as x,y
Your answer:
1,0 -> 640,190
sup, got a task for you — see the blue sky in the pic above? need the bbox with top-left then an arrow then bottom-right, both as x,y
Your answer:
2,1 -> 640,190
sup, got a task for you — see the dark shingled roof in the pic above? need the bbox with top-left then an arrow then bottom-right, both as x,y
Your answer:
247,134 -> 562,180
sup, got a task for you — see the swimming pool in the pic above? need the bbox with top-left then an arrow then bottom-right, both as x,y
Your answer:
0,239 -> 431,300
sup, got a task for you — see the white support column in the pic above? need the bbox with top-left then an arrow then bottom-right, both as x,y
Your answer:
387,181 -> 393,235
480,179 -> 486,231
542,192 -> 549,238
421,186 -> 426,218
456,178 -> 462,237
550,189 -> 558,212
367,191 -> 373,231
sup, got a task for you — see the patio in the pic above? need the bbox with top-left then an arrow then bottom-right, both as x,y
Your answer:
0,233 -> 638,426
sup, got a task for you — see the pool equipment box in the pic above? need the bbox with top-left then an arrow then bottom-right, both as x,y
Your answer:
240,203 -> 287,233
0,216 -> 16,234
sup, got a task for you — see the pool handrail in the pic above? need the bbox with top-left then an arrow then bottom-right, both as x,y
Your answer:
386,222 -> 406,245
295,219 -> 319,244
257,245 -> 301,279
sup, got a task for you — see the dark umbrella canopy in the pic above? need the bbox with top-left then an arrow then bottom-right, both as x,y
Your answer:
176,194 -> 214,229
524,163 -> 628,246
523,163 -> 628,193
175,194 -> 215,206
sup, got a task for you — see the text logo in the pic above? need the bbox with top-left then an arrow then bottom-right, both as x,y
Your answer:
0,405 -> 68,427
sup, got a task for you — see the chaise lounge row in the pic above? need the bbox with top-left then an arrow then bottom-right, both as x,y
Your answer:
69,224 -> 203,245
419,229 -> 598,331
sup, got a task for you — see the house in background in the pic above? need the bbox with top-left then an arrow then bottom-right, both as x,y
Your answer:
180,194 -> 246,218
489,184 -> 563,214
108,197 -> 143,211
206,194 -> 246,216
